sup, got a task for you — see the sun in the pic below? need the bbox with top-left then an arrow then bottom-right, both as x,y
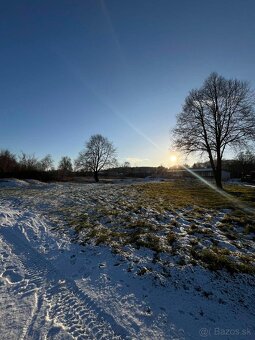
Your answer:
170,154 -> 177,164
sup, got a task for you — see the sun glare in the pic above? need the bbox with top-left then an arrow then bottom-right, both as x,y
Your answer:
170,154 -> 177,164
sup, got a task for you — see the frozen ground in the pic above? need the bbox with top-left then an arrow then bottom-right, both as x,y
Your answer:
0,181 -> 254,339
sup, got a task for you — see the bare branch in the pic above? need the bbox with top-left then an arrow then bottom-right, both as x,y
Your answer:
172,72 -> 255,188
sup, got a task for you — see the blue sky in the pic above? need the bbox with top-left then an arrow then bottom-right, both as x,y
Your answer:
1,0 -> 255,167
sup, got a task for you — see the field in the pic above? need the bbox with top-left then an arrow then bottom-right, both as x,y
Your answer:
0,179 -> 254,339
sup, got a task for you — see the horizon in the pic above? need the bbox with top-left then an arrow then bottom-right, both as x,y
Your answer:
1,0 -> 255,167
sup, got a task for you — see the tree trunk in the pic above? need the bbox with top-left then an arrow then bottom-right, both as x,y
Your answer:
207,151 -> 223,189
94,171 -> 99,182
215,155 -> 223,189
215,169 -> 222,189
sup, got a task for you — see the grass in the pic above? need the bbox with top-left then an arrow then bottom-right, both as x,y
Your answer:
190,247 -> 255,274
225,184 -> 255,204
62,180 -> 255,274
5,179 -> 254,275
134,180 -> 255,232
134,180 -> 231,210
134,180 -> 255,212
166,232 -> 176,245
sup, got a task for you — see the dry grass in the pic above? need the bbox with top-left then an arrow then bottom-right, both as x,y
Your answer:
134,180 -> 255,211
190,247 -> 255,274
2,180 -> 254,274
133,180 -> 255,228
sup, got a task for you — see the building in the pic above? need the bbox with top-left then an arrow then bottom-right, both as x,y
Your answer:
167,168 -> 230,180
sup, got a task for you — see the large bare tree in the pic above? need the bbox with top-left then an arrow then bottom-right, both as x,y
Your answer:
75,134 -> 117,182
173,73 -> 255,188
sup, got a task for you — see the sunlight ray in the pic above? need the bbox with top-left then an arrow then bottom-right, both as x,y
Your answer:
181,165 -> 255,215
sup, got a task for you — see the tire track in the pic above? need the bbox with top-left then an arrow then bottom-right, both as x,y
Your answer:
0,225 -> 127,339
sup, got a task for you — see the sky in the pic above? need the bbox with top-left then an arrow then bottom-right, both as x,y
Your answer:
1,0 -> 255,167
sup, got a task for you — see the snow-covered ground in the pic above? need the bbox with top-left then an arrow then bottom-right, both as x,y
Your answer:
0,181 -> 254,339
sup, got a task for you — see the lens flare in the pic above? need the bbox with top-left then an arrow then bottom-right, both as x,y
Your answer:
181,165 -> 254,215
170,155 -> 177,163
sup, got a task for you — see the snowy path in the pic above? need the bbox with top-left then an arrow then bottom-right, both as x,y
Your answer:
0,198 -> 173,340
0,229 -> 124,339
0,202 -> 125,339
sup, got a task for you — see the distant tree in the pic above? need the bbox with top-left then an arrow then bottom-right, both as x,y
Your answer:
18,152 -> 39,171
0,149 -> 18,174
173,72 -> 255,188
122,161 -> 131,168
156,165 -> 168,176
236,149 -> 255,177
75,134 -> 117,182
192,161 -> 211,169
58,156 -> 73,173
39,154 -> 54,171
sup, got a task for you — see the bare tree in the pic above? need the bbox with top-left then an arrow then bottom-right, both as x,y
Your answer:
39,154 -> 54,171
75,134 -> 117,182
19,152 -> 40,171
58,156 -> 73,173
236,149 -> 255,178
173,73 -> 255,188
0,149 -> 18,174
121,161 -> 131,168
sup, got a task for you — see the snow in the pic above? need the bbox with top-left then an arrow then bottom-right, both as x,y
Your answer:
0,178 -> 48,188
0,183 -> 254,339
243,184 -> 255,188
0,179 -> 30,188
24,179 -> 48,186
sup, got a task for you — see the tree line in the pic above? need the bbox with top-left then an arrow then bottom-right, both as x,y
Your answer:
0,150 -> 70,181
0,134 -> 117,182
